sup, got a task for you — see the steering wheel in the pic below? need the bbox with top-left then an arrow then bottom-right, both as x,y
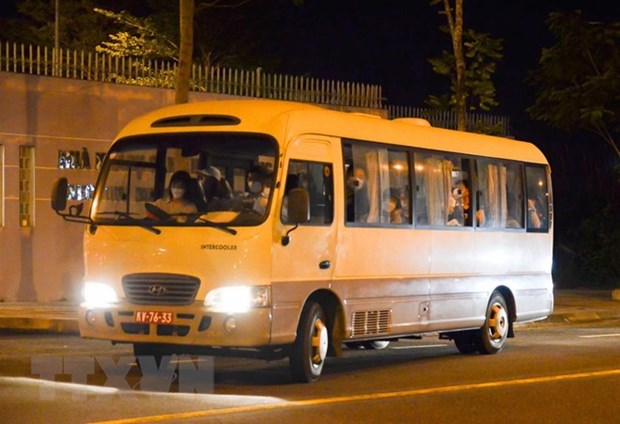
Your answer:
145,202 -> 171,221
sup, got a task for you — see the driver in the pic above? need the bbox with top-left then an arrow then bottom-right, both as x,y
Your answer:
147,170 -> 197,222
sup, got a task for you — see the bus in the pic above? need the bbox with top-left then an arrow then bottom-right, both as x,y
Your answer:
51,99 -> 554,383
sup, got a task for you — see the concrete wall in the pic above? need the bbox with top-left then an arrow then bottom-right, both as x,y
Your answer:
0,72 -> 235,301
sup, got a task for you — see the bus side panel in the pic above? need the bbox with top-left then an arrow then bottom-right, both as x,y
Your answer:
333,227 -> 431,338
427,230 -> 553,330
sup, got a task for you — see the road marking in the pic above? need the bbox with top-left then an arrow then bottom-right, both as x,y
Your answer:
90,368 -> 620,424
579,333 -> 620,339
390,344 -> 450,350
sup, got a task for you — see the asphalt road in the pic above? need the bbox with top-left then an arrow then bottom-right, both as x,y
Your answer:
0,319 -> 618,424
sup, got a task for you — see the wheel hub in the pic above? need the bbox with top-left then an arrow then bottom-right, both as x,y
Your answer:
489,303 -> 508,340
311,319 -> 328,364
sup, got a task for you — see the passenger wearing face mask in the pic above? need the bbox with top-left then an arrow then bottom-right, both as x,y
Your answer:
244,167 -> 272,215
346,167 -> 370,223
148,170 -> 197,222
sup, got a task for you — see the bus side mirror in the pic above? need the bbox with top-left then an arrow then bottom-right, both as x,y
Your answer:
282,188 -> 310,246
51,178 -> 69,212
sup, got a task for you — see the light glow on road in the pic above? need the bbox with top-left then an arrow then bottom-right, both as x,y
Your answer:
88,368 -> 620,424
578,333 -> 620,339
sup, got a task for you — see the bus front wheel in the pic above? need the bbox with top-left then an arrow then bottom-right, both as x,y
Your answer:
289,302 -> 328,383
477,291 -> 509,354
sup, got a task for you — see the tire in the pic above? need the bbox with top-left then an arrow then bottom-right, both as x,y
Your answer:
453,330 -> 479,354
362,340 -> 390,350
477,291 -> 509,354
289,302 -> 329,383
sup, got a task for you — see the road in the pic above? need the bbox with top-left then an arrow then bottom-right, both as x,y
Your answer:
0,319 -> 618,424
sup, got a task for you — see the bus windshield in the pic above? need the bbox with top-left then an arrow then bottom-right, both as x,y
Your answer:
92,132 -> 277,228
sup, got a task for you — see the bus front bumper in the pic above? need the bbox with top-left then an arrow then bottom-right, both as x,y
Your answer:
78,302 -> 272,347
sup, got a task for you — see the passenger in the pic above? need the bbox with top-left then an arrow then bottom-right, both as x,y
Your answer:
147,170 -> 197,222
244,166 -> 272,215
447,180 -> 485,226
384,192 -> 403,224
346,167 -> 370,222
196,166 -> 241,212
527,198 -> 542,229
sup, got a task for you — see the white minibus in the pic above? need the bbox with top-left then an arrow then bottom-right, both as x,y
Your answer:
52,99 -> 554,382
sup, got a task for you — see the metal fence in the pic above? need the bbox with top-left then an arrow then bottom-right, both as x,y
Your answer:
1,41 -> 512,135
0,41 -> 383,109
388,105 -> 511,136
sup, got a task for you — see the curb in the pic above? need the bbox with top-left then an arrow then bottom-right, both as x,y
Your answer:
0,317 -> 79,334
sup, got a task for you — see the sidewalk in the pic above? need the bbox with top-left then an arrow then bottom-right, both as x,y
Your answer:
0,289 -> 618,334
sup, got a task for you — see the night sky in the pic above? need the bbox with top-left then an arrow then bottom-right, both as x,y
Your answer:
269,1 -> 615,122
1,0 -> 616,149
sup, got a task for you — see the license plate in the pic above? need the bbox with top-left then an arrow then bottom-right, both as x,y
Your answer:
135,311 -> 173,324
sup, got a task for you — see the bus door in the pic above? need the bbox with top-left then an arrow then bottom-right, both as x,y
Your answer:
270,136 -> 338,344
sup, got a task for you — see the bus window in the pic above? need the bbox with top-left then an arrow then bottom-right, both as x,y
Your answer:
525,165 -> 549,231
414,152 -> 471,227
387,150 -> 410,225
343,141 -> 410,226
475,160 -> 524,229
282,160 -> 333,225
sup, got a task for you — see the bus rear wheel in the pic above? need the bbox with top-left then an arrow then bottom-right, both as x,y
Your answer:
289,302 -> 328,383
363,340 -> 390,350
477,291 -> 509,354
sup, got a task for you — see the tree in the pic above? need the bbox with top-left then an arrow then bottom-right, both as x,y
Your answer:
430,0 -> 466,131
426,30 -> 503,113
428,0 -> 503,133
175,0 -> 194,104
528,11 -> 620,158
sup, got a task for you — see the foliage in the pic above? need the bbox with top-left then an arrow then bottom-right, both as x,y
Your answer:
568,206 -> 620,288
94,8 -> 177,60
426,29 -> 503,113
527,11 -> 620,158
468,120 -> 506,136
4,0 -> 115,50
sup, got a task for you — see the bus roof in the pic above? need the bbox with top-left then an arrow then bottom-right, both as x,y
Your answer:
115,99 -> 548,165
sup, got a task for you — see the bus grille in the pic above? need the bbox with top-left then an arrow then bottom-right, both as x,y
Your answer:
352,310 -> 391,336
122,273 -> 200,305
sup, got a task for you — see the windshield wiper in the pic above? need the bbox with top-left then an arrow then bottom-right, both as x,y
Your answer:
96,211 -> 161,235
193,215 -> 237,235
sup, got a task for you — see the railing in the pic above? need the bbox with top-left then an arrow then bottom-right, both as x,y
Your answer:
0,41 -> 383,109
1,41 -> 512,135
388,105 -> 511,136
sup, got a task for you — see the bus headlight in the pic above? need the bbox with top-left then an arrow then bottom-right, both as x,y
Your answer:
204,285 -> 271,313
83,282 -> 118,307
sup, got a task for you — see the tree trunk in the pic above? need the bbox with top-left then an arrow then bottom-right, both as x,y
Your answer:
443,0 -> 467,131
175,0 -> 194,104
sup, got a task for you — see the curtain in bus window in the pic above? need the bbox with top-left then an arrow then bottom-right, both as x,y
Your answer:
365,149 -> 390,224
505,163 -> 524,228
499,165 -> 508,227
421,156 -> 452,226
486,163 -> 501,227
